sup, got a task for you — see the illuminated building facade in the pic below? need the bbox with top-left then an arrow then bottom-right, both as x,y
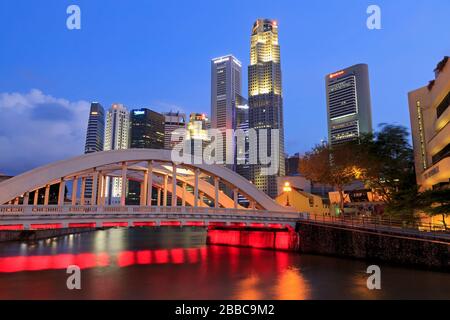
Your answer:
186,113 -> 211,157
163,111 -> 186,150
408,56 -> 450,191
104,103 -> 130,201
84,102 -> 105,200
248,18 -> 285,198
326,64 -> 373,146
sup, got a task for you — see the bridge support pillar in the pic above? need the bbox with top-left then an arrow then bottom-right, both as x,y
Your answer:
146,161 -> 153,206
157,188 -> 161,207
182,182 -> 186,207
233,189 -> 238,209
194,169 -> 199,208
97,173 -> 104,206
44,184 -> 50,205
33,189 -> 39,205
120,162 -> 128,206
172,163 -> 177,207
80,177 -> 86,205
102,174 -> 108,206
58,178 -> 66,206
72,177 -> 78,206
23,192 -> 29,206
163,175 -> 168,207
92,171 -> 99,205
214,177 -> 219,208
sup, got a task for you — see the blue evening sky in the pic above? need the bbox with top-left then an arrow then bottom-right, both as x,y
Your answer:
0,0 -> 449,174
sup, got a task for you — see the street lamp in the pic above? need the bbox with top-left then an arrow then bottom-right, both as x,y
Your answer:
283,182 -> 292,207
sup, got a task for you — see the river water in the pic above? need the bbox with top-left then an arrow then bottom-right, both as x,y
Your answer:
0,228 -> 449,300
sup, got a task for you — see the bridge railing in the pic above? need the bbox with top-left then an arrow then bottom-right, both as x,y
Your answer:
304,213 -> 450,241
0,205 -> 300,220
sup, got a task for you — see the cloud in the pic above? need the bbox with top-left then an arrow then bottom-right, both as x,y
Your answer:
0,89 -> 90,175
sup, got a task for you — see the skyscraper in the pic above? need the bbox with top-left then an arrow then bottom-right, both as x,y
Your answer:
326,64 -> 373,146
84,102 -> 105,201
248,19 -> 285,198
104,103 -> 130,202
211,55 -> 243,168
235,95 -> 250,180
163,111 -> 186,150
130,108 -> 165,149
127,108 -> 165,204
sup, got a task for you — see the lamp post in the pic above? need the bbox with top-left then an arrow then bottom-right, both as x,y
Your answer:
283,182 -> 292,207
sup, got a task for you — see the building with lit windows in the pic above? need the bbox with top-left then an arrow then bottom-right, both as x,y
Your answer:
130,108 -> 165,149
326,64 -> 373,146
163,111 -> 186,150
248,19 -> 286,198
186,113 -> 211,158
104,103 -> 130,202
127,108 -> 165,204
84,102 -> 105,201
408,56 -> 450,191
236,95 -> 250,181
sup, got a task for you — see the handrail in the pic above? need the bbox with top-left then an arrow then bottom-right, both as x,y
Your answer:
0,205 -> 448,241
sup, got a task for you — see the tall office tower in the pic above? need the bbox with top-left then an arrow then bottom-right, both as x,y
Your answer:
130,108 -> 165,149
84,102 -> 105,201
211,55 -> 243,168
248,19 -> 285,198
408,56 -> 450,191
163,111 -> 186,150
104,103 -> 130,202
127,108 -> 164,204
235,95 -> 250,180
326,64 -> 373,146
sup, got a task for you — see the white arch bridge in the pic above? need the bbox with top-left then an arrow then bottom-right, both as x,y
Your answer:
0,149 -> 299,230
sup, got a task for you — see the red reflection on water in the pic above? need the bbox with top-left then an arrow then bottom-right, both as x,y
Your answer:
154,249 -> 169,264
208,229 -> 297,250
0,253 -> 105,273
117,251 -> 136,267
136,251 -> 152,264
170,249 -> 184,264
186,248 -> 199,263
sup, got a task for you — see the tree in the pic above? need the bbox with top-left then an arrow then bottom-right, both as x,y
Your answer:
384,185 -> 420,224
299,143 -> 360,214
417,189 -> 450,230
356,124 -> 415,203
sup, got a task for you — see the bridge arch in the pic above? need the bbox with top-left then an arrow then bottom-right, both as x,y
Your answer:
0,149 -> 292,212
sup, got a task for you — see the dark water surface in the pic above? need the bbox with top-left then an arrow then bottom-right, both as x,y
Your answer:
0,228 -> 449,300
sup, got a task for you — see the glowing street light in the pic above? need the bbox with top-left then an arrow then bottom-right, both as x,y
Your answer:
283,182 -> 292,207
